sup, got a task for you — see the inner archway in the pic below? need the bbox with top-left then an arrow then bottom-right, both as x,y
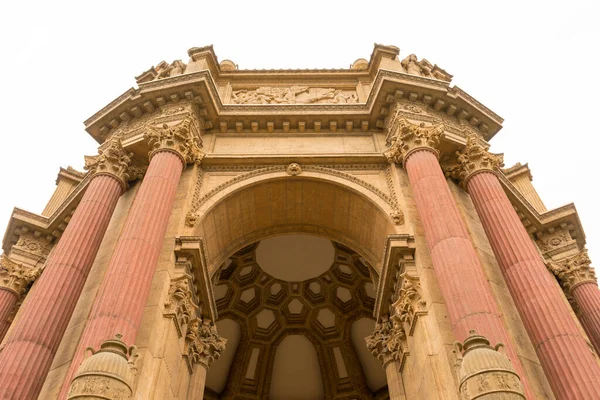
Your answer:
204,236 -> 388,399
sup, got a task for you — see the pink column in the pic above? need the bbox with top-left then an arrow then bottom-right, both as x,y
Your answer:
573,283 -> 600,353
467,171 -> 600,399
0,174 -> 124,399
403,149 -> 532,397
0,289 -> 18,341
59,118 -> 203,399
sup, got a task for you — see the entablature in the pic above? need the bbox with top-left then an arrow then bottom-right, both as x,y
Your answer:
84,44 -> 503,145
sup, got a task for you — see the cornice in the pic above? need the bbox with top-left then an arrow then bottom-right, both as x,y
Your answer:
84,48 -> 503,144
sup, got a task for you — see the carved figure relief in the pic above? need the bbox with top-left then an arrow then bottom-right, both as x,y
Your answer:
183,318 -> 227,371
400,54 -> 452,82
231,87 -> 359,104
163,274 -> 199,337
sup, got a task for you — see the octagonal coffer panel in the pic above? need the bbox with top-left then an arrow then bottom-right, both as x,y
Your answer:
256,234 -> 334,281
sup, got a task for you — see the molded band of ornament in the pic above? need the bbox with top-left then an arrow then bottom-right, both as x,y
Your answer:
144,117 -> 204,166
0,255 -> 40,296
83,138 -> 135,190
183,318 -> 227,372
444,134 -> 504,187
549,249 -> 597,294
383,116 -> 445,166
365,316 -> 408,370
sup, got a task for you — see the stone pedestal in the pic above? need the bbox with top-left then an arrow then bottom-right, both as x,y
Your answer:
0,174 -> 124,399
466,170 -> 600,399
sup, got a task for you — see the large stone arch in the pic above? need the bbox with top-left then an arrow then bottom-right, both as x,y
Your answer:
189,170 -> 403,274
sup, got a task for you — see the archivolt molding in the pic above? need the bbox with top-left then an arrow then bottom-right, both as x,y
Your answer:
185,163 -> 404,227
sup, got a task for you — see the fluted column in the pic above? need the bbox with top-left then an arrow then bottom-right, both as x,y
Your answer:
0,255 -> 40,341
365,318 -> 407,400
185,319 -> 227,400
549,250 -> 600,355
59,118 -> 203,399
449,135 -> 600,399
0,139 -> 134,399
383,116 -> 533,398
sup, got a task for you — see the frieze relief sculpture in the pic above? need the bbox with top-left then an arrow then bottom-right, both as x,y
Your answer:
231,86 -> 359,104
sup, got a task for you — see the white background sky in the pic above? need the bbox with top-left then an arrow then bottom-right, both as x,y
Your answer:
0,1 -> 598,261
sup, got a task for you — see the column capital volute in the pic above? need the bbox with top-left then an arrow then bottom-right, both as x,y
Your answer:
83,138 -> 139,190
365,315 -> 408,369
144,116 -> 205,166
444,134 -> 504,187
549,249 -> 597,294
0,255 -> 40,296
383,114 -> 445,166
183,318 -> 227,370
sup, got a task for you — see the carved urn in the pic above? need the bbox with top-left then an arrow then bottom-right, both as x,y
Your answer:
454,330 -> 525,399
67,334 -> 137,399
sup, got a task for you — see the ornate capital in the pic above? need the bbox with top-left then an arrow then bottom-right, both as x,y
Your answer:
183,319 -> 227,372
444,134 -> 504,186
84,138 -> 135,189
163,274 -> 199,337
391,272 -> 427,335
144,117 -> 204,165
549,250 -> 597,293
0,255 -> 40,296
383,114 -> 444,165
365,316 -> 408,369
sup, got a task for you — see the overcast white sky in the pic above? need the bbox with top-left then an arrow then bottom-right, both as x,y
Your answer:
0,1 -> 598,262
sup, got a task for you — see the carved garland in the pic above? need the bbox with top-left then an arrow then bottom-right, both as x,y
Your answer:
185,164 -> 404,227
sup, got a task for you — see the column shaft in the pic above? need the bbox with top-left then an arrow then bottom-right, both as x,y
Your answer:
385,361 -> 406,400
573,282 -> 600,353
0,289 -> 18,341
0,175 -> 123,399
59,151 -> 183,399
467,171 -> 600,399
404,149 -> 533,398
188,363 -> 208,400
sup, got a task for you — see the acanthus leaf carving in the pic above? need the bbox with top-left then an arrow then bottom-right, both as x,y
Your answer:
383,112 -> 445,165
183,318 -> 227,372
83,138 -> 134,189
391,272 -> 426,335
549,249 -> 597,294
365,316 -> 408,369
444,134 -> 504,186
163,274 -> 199,338
0,255 -> 40,296
144,117 -> 204,165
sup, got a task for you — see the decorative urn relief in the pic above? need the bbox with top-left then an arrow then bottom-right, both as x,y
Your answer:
454,330 -> 525,399
67,334 -> 138,400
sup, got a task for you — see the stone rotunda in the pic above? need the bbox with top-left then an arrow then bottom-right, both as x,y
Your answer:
0,44 -> 599,400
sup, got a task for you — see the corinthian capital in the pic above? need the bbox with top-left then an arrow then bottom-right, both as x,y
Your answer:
144,117 -> 204,165
365,317 -> 407,368
383,116 -> 445,165
549,250 -> 597,294
445,134 -> 504,186
84,138 -> 134,189
183,319 -> 227,371
0,255 -> 40,296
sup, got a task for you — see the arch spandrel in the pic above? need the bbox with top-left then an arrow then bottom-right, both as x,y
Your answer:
187,173 -> 403,274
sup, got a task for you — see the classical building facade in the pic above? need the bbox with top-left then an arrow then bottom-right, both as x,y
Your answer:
0,44 -> 599,400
